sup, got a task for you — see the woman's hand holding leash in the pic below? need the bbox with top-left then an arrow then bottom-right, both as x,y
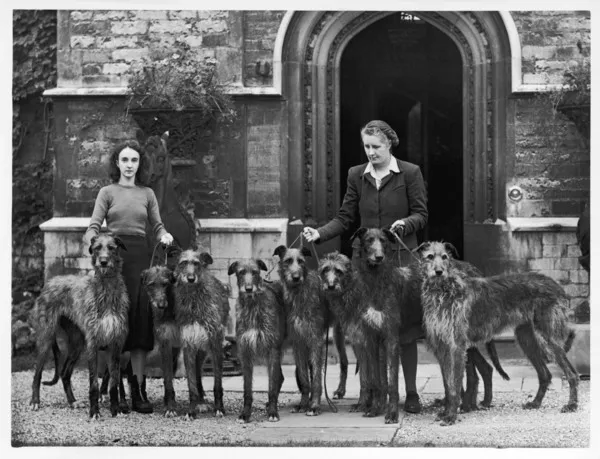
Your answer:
303,227 -> 320,243
160,233 -> 174,246
390,220 -> 406,238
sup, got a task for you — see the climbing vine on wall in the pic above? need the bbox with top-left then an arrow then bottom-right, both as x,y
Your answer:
12,10 -> 57,298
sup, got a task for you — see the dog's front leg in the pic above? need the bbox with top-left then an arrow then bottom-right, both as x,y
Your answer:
333,323 -> 348,399
238,348 -> 254,423
107,344 -> 122,417
183,346 -> 200,419
437,348 -> 462,426
159,342 -> 176,417
385,338 -> 400,424
306,339 -> 324,416
267,347 -> 284,421
210,340 -> 225,417
86,341 -> 100,420
291,344 -> 310,413
363,337 -> 383,417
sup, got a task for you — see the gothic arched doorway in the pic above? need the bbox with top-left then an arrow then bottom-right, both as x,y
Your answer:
339,13 -> 463,257
283,11 -> 511,264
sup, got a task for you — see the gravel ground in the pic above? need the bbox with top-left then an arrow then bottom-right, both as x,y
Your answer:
12,369 -> 591,447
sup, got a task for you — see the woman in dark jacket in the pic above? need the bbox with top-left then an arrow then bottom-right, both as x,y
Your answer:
303,119 -> 428,413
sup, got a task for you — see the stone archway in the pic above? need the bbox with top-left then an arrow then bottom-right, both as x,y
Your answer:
282,11 -> 512,253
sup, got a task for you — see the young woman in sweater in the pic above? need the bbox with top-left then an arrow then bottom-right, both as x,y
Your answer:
85,140 -> 174,413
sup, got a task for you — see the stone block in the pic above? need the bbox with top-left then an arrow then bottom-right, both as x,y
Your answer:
210,232 -> 253,259
198,19 -> 229,34
180,35 -> 203,48
554,257 -> 581,271
542,244 -> 567,258
567,245 -> 583,257
252,233 -> 286,260
97,36 -> 139,49
70,11 -> 94,21
129,10 -> 168,20
168,10 -> 198,20
509,232 -> 543,259
102,63 -> 130,75
527,258 -> 553,271
70,35 -> 95,50
539,269 -> 569,284
111,48 -> 149,62
564,283 -> 589,298
542,232 -> 577,245
521,45 -> 556,59
207,257 -> 229,271
148,20 -> 192,34
111,21 -> 149,35
63,256 -> 93,271
93,10 -> 128,20
44,257 -> 66,280
81,50 -> 112,63
570,269 -> 589,284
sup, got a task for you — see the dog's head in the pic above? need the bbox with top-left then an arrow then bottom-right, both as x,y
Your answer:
228,258 -> 268,295
174,249 -> 212,285
416,241 -> 459,279
318,251 -> 353,293
273,245 -> 311,287
89,232 -> 127,275
351,227 -> 396,268
141,266 -> 175,310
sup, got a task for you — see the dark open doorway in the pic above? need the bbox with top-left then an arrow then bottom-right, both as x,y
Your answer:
339,13 -> 464,258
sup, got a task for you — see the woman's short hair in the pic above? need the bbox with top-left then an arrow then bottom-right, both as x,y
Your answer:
360,120 -> 400,147
108,140 -> 150,185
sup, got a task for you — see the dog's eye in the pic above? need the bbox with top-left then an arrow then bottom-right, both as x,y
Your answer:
192,260 -> 200,266
334,268 -> 343,276
239,269 -> 246,276
427,254 -> 434,260
441,254 -> 448,260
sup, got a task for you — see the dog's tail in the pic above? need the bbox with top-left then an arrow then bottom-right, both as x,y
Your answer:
42,340 -> 61,386
486,341 -> 510,381
563,329 -> 576,353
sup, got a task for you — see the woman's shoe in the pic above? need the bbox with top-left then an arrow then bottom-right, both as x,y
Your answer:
129,374 -> 153,414
404,391 -> 422,414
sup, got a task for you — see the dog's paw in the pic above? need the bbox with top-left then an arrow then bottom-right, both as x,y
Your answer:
349,403 -> 366,413
237,413 -> 250,424
267,413 -> 280,422
290,404 -> 308,413
30,402 -> 40,411
438,413 -> 458,426
119,401 -> 130,414
560,403 -> 578,413
522,401 -> 541,410
185,412 -> 197,420
214,409 -> 224,418
333,388 -> 346,399
71,400 -> 86,409
305,407 -> 321,417
478,401 -> 492,410
385,411 -> 399,424
164,409 -> 177,418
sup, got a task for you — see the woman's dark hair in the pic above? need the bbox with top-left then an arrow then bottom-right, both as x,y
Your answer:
360,120 -> 400,147
108,140 -> 150,186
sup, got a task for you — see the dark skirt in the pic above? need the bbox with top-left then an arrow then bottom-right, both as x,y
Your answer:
119,234 -> 154,352
352,247 -> 424,345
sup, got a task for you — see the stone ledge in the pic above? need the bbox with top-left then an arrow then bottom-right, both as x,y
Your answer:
507,217 -> 578,232
198,218 -> 288,233
40,217 -> 289,233
43,85 -> 282,98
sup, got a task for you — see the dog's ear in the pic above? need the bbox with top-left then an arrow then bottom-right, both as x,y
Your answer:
168,270 -> 176,284
227,261 -> 238,276
413,242 -> 430,256
351,227 -> 367,242
273,245 -> 287,259
199,252 -> 213,266
256,259 -> 268,271
383,228 -> 397,244
300,247 -> 312,257
88,235 -> 98,255
443,242 -> 460,259
114,236 -> 127,252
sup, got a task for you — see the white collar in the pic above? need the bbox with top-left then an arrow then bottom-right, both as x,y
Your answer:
363,156 -> 400,176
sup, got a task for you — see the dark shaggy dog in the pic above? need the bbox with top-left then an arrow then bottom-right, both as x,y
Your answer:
420,241 -> 578,426
30,233 -> 129,419
317,251 -> 380,414
351,227 -> 405,423
140,265 -> 179,416
273,245 -> 349,416
174,249 -> 230,418
228,259 -> 287,423
408,245 -> 509,412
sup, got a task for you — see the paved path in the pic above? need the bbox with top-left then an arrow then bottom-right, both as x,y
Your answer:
218,363 -> 589,446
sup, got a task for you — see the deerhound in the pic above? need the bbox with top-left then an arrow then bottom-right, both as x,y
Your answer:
419,241 -> 578,426
174,249 -> 230,418
351,227 -> 408,423
273,245 -> 348,416
228,259 -> 286,423
318,251 -> 382,414
30,233 -> 129,419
